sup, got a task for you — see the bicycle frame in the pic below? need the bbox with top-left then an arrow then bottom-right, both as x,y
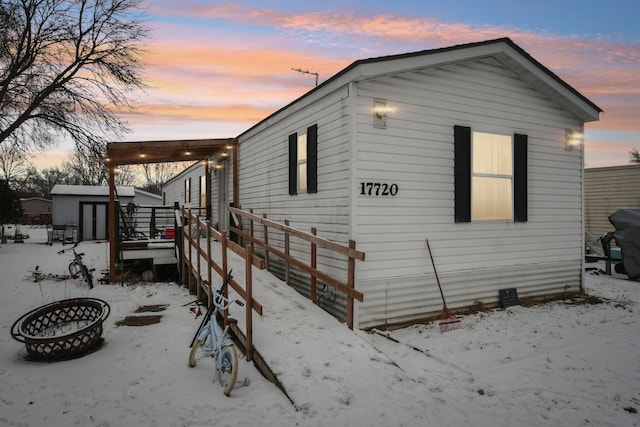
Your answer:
57,243 -> 94,289
188,270 -> 249,396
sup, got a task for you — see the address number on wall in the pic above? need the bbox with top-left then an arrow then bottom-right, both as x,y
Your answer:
360,182 -> 398,196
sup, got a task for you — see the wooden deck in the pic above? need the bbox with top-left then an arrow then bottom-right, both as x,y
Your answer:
120,239 -> 177,265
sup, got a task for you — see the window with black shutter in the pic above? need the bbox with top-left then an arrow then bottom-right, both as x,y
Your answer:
289,124 -> 318,195
454,126 -> 527,222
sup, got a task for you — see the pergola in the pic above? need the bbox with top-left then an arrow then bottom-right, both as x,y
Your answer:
105,138 -> 238,281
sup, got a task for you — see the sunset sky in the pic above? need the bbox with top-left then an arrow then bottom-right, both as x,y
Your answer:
35,0 -> 640,168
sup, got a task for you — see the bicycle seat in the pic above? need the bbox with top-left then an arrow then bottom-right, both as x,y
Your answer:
78,253 -> 85,256
224,317 -> 238,327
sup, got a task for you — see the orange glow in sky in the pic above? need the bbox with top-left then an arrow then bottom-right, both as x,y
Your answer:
29,1 -> 640,168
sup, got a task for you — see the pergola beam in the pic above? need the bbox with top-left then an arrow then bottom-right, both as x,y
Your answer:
105,138 -> 238,282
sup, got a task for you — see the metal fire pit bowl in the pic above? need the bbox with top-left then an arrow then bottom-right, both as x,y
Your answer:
11,298 -> 110,361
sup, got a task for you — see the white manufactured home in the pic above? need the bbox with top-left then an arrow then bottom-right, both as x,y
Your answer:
161,38 -> 601,328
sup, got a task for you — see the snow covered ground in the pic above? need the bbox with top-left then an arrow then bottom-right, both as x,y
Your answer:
1,226 -> 639,426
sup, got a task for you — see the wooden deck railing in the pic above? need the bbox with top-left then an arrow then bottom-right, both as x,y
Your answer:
228,207 -> 365,329
177,207 -> 263,361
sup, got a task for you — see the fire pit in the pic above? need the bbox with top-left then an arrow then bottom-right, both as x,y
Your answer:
11,298 -> 110,361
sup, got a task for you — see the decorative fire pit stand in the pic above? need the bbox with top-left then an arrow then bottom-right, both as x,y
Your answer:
11,298 -> 110,361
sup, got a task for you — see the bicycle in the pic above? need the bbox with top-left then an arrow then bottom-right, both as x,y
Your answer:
58,242 -> 94,289
188,269 -> 249,396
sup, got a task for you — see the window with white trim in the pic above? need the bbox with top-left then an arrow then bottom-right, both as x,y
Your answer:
471,132 -> 513,220
297,133 -> 307,192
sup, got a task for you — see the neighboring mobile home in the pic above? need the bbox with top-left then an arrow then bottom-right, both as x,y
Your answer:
585,164 -> 640,240
20,197 -> 52,225
162,38 -> 601,328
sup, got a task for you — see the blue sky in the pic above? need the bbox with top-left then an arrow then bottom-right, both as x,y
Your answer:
35,0 -> 640,168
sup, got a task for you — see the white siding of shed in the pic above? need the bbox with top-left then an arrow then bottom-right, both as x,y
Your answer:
353,58 -> 584,328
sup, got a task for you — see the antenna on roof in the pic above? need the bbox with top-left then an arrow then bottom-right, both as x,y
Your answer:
291,67 -> 319,87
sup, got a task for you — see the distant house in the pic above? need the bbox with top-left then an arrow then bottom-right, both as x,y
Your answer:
20,197 -> 52,225
160,38 -> 601,328
585,164 -> 640,239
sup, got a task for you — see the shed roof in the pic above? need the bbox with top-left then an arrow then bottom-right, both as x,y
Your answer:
51,185 -> 135,197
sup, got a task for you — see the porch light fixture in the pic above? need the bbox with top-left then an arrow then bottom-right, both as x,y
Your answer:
373,99 -> 393,129
565,129 -> 583,151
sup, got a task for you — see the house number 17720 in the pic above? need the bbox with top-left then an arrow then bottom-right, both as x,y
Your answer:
360,182 -> 398,196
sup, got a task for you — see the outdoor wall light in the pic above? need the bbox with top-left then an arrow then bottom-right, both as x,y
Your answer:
565,129 -> 583,151
373,99 -> 394,129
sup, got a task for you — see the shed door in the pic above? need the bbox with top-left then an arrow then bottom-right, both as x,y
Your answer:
80,202 -> 108,241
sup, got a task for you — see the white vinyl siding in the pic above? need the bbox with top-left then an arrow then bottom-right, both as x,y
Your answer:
354,57 -> 583,328
237,86 -> 352,278
162,163 -> 205,212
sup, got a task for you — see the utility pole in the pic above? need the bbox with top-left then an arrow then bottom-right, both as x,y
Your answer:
291,67 -> 319,87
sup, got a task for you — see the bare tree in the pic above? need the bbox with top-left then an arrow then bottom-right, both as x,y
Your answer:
20,165 -> 78,197
0,0 -> 150,153
141,162 -> 192,195
63,142 -> 108,185
0,142 -> 30,185
630,148 -> 640,164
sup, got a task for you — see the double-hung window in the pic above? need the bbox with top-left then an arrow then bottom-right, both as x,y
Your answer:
297,133 -> 308,192
472,132 -> 513,220
289,124 -> 318,195
199,175 -> 206,210
184,178 -> 191,203
455,125 -> 528,223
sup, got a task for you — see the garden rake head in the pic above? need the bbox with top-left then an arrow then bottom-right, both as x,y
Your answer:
439,306 -> 461,333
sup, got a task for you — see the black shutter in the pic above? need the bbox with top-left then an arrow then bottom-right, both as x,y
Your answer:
307,124 -> 318,193
454,125 -> 472,223
288,133 -> 297,195
513,134 -> 528,222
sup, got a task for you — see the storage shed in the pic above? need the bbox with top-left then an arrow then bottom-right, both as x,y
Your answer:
162,38 -> 601,328
51,185 -> 135,241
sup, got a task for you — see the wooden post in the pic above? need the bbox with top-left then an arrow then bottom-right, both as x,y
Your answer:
150,207 -> 156,238
284,219 -> 290,285
262,213 -> 270,270
245,244 -> 253,361
249,208 -> 255,254
205,158 -> 212,221
176,203 -> 185,287
108,164 -> 117,281
187,209 -> 193,294
347,240 -> 356,330
206,220 -> 212,306
232,143 -> 239,209
221,231 -> 228,277
311,227 -> 317,303
195,216 -> 201,302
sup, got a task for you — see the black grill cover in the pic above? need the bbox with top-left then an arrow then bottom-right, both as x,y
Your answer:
609,208 -> 640,280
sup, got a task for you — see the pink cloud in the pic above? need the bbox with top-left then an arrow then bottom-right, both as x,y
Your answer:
139,5 -> 638,135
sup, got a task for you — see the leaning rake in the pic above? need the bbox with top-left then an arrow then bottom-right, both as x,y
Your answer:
426,238 -> 461,333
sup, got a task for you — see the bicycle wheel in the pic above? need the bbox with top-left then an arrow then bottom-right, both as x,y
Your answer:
188,333 -> 209,367
81,265 -> 94,289
68,262 -> 80,279
219,345 -> 238,396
